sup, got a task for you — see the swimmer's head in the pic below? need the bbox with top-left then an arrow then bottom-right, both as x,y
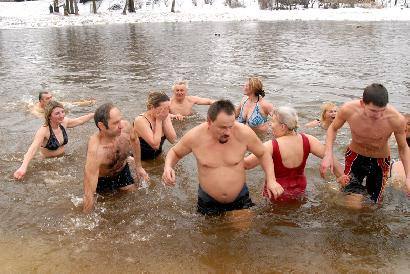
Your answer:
244,77 -> 265,98
94,103 -> 122,136
146,91 -> 170,110
207,100 -> 235,144
361,84 -> 388,120
172,80 -> 188,99
44,100 -> 64,127
320,102 -> 337,123
271,106 -> 298,138
39,91 -> 53,108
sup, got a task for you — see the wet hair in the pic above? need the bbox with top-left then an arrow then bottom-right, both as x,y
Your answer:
39,91 -> 50,101
320,102 -> 337,123
248,77 -> 265,98
363,83 -> 388,107
207,99 -> 235,122
172,80 -> 188,92
94,103 -> 115,130
274,106 -> 299,131
44,100 -> 64,127
146,91 -> 170,110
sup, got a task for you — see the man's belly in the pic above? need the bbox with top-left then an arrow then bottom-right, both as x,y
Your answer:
198,166 -> 246,203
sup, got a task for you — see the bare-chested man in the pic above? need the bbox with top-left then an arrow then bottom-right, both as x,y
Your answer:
83,103 -> 148,213
31,91 -> 96,118
162,100 -> 284,215
321,84 -> 410,204
169,80 -> 214,119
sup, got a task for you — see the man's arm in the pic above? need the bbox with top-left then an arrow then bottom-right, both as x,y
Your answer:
162,131 -> 194,186
83,138 -> 101,213
244,141 -> 272,170
191,96 -> 214,106
245,127 -> 283,199
393,116 -> 410,194
320,104 -> 348,178
65,113 -> 94,128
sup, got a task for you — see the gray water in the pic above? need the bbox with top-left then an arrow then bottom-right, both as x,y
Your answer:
0,21 -> 409,273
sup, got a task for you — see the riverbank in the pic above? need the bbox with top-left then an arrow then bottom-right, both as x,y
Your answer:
0,0 -> 409,29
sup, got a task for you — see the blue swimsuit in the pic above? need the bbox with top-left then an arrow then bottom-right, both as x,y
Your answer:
237,97 -> 268,127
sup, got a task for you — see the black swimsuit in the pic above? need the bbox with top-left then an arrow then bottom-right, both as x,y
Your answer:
43,124 -> 68,151
138,115 -> 166,161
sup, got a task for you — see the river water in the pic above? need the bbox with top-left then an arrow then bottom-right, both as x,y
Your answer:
0,21 -> 409,273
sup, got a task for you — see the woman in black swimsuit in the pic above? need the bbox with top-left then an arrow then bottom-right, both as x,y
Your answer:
13,100 -> 94,180
133,92 -> 177,160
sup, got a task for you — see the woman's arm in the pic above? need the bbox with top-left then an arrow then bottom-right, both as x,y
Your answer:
162,115 -> 177,144
133,116 -> 163,150
65,113 -> 94,128
13,127 -> 46,180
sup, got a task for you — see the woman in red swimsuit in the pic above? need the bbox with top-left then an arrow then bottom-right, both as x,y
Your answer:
245,106 -> 348,202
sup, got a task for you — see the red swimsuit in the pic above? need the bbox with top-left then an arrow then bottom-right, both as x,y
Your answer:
263,133 -> 311,202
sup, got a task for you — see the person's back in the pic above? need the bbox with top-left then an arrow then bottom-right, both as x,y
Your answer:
263,133 -> 310,201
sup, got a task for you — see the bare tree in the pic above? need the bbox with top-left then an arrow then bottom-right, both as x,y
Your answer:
92,0 -> 97,14
171,0 -> 176,12
69,0 -> 74,14
128,0 -> 136,12
74,0 -> 79,15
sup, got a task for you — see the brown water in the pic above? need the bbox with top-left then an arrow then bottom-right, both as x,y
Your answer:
0,21 -> 409,273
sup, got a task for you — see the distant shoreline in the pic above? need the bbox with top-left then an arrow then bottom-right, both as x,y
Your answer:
1,1 -> 409,30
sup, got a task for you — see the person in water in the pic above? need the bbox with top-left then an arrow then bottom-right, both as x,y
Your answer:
133,92 -> 177,161
244,106 -> 348,202
13,100 -> 94,180
390,113 -> 410,187
169,80 -> 214,120
162,100 -> 283,215
321,83 -> 410,204
83,103 -> 149,213
305,102 -> 338,130
236,77 -> 274,133
30,91 -> 96,118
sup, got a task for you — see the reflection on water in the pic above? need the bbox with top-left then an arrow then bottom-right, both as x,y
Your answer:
0,21 -> 409,272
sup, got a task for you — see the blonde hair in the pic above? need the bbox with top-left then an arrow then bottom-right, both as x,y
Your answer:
172,80 -> 188,92
146,91 -> 170,110
248,77 -> 265,98
320,102 -> 337,123
44,100 -> 64,127
274,106 -> 298,131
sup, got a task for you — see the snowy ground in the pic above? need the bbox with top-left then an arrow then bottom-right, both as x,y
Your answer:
0,0 -> 409,29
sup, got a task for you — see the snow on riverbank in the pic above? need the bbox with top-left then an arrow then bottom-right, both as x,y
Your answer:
0,0 -> 409,29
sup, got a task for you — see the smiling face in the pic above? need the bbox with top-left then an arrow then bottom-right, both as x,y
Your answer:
325,107 -> 338,121
208,111 -> 235,144
49,107 -> 65,125
243,81 -> 252,96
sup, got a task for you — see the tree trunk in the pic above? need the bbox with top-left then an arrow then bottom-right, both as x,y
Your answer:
64,0 -> 69,15
74,0 -> 79,15
128,0 -> 136,12
69,0 -> 74,14
92,0 -> 97,14
123,0 -> 128,15
54,0 -> 59,13
171,0 -> 176,12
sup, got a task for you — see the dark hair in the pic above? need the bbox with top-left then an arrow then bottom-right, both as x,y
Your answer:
39,91 -> 50,101
146,91 -> 170,110
94,103 -> 114,130
207,100 -> 235,122
363,83 -> 388,107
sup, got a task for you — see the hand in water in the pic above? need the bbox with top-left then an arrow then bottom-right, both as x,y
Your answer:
162,166 -> 175,186
13,167 -> 26,180
337,174 -> 350,186
136,166 -> 149,182
320,154 -> 334,178
266,180 -> 284,200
